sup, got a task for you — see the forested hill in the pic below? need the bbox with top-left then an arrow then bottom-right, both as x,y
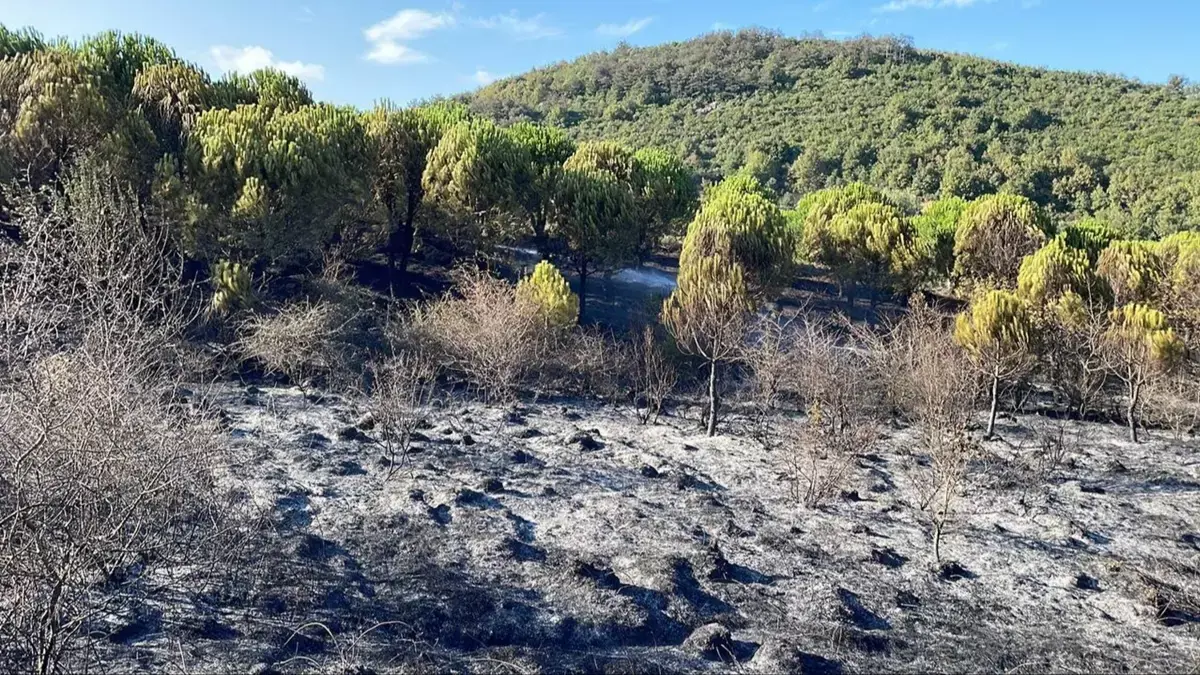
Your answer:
468,30 -> 1200,236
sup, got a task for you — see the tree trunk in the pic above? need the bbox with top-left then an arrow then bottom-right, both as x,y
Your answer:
706,358 -> 719,437
577,261 -> 588,325
1127,381 -> 1140,443
533,213 -> 550,260
985,373 -> 999,439
386,196 -> 419,279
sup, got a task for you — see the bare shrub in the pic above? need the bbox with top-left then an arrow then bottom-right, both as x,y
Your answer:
238,300 -> 357,391
553,328 -> 626,399
864,296 -> 980,561
1143,362 -> 1200,441
409,269 -> 546,403
0,157 -> 229,673
783,413 -> 876,508
1039,307 -> 1109,419
774,316 -> 880,507
1027,417 -> 1087,480
628,325 -> 677,424
367,351 -> 439,476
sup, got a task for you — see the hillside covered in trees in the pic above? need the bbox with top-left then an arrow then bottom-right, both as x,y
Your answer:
470,29 -> 1200,237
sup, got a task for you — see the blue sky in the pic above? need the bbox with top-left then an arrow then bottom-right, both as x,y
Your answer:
1,0 -> 1196,108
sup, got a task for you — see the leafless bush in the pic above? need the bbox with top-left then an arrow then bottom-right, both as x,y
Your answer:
863,297 -> 980,561
544,328 -> 626,400
408,269 -> 547,403
367,350 -> 440,476
1026,417 -> 1086,480
768,316 -> 879,507
782,414 -> 876,508
1039,309 -> 1109,419
238,300 -> 358,391
628,325 -> 677,424
0,157 -> 229,673
1143,362 -> 1200,442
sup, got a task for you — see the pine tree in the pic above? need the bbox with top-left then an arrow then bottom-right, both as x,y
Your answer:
516,260 -> 580,329
1101,303 -> 1187,442
912,196 -> 967,282
1096,240 -> 1165,306
1017,236 -> 1104,307
662,176 -> 793,436
953,194 -> 1051,289
953,289 -> 1038,438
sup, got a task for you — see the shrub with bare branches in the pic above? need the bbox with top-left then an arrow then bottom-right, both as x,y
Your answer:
628,325 -> 677,424
367,350 -> 440,476
238,300 -> 359,391
864,296 -> 980,561
409,268 -> 547,403
0,157 -> 230,673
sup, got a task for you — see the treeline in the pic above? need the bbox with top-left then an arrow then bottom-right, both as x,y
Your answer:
470,29 -> 1200,237
0,26 -> 699,320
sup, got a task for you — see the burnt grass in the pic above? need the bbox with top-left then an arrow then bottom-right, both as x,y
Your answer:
81,382 -> 1200,674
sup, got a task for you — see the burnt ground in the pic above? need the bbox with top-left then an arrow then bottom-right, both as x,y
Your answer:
89,383 -> 1200,673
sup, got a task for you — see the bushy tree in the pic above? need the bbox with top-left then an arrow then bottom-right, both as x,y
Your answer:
633,147 -> 699,254
188,102 -> 368,264
1060,217 -> 1118,263
1096,240 -> 1164,306
1101,303 -> 1187,442
0,50 -> 112,181
75,31 -> 180,101
363,101 -> 469,273
954,289 -> 1038,438
516,260 -> 579,329
507,121 -> 574,257
825,202 -> 922,304
661,175 -> 793,435
550,168 -> 637,321
795,182 -> 890,263
1017,236 -> 1104,307
213,68 -> 312,110
953,194 -> 1051,288
422,118 -> 527,253
1157,231 -> 1200,340
911,196 -> 967,282
131,63 -> 216,154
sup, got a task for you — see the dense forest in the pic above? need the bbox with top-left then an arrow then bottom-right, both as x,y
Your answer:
470,29 -> 1200,237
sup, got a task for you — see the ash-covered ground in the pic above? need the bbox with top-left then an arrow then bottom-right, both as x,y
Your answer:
97,384 -> 1199,673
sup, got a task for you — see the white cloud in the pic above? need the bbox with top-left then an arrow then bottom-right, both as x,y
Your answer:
877,0 -> 991,11
364,8 -> 454,64
711,21 -> 734,30
597,16 -> 654,38
209,45 -> 325,81
473,69 -> 498,85
473,12 -> 561,40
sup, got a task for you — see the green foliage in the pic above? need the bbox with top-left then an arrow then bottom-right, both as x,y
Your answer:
911,196 -> 967,281
132,63 -> 216,152
1095,240 -> 1164,306
516,260 -> 579,328
0,25 -> 45,58
633,147 -> 699,249
76,31 -> 180,101
363,101 -> 470,267
562,139 -> 640,189
824,202 -> 921,296
210,259 -> 253,314
1105,303 -> 1186,366
422,118 -> 527,250
551,167 -> 638,277
214,68 -> 313,111
188,102 -> 368,262
1060,217 -> 1118,263
506,121 -> 574,250
677,175 -> 794,300
954,289 -> 1038,373
470,30 -> 1200,235
796,182 -> 891,263
0,49 -> 112,177
1016,237 -> 1102,307
953,193 -> 1051,287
